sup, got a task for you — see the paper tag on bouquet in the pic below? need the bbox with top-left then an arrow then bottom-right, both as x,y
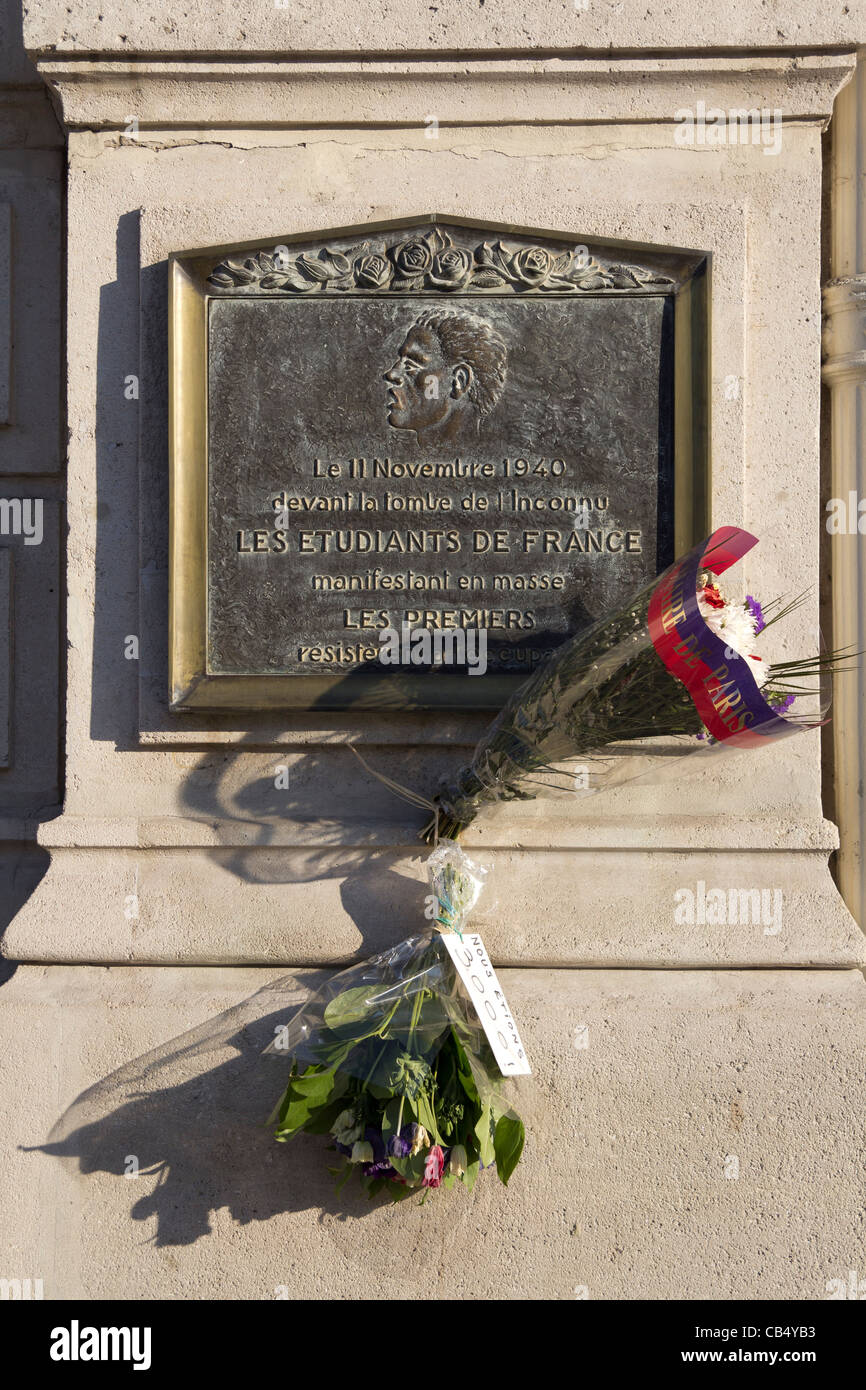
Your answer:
441,930 -> 532,1077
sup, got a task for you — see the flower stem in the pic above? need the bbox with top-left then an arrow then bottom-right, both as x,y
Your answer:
395,984 -> 427,1137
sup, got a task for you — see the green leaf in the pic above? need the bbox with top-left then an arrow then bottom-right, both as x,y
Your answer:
389,994 -> 450,1049
323,986 -> 383,1039
334,1162 -> 354,1195
475,1106 -> 496,1168
267,1082 -> 294,1129
461,1160 -> 480,1194
272,1068 -> 348,1138
414,1091 -> 441,1145
291,1070 -> 336,1103
436,1041 -> 457,1095
493,1115 -> 525,1186
452,1033 -> 481,1105
273,1097 -> 317,1138
389,1150 -> 427,1184
389,1054 -> 433,1101
382,1097 -> 402,1145
308,1039 -> 357,1070
302,1096 -> 353,1136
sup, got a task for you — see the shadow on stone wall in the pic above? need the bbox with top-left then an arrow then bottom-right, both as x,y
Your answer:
29,972 -> 428,1242
0,847 -> 51,985
0,1 -> 65,984
89,209 -> 143,748
174,737 -> 462,958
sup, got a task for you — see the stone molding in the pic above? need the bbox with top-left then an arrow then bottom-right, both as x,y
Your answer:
3,843 -> 863,967
35,55 -> 856,129
16,811 -> 842,851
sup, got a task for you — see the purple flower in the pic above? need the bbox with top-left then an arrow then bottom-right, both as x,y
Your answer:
388,1134 -> 411,1159
745,594 -> 765,634
362,1159 -> 398,1178
363,1126 -> 387,1163
770,692 -> 795,714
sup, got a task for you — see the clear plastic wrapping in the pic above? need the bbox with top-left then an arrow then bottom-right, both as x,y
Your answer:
264,846 -> 525,1200
427,527 -> 831,838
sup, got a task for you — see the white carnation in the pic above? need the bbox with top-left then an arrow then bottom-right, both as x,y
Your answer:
697,581 -> 768,685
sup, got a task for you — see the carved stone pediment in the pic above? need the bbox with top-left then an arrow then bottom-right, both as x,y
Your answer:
206,218 -> 676,297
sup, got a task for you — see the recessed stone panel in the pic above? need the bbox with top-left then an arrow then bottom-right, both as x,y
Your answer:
171,219 -> 707,710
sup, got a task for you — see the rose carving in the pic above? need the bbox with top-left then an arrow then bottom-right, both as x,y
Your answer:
427,247 -> 474,290
390,238 -> 434,278
207,229 -> 672,296
354,253 -> 393,289
507,245 -> 556,288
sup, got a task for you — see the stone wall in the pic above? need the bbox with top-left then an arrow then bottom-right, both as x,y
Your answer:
0,2 -> 864,1301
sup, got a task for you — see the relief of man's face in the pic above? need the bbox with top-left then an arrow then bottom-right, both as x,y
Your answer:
383,325 -> 473,446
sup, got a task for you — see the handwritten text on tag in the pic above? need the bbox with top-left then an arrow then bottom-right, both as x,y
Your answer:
441,931 -> 531,1076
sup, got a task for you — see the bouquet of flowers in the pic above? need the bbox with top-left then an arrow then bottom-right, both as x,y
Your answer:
424,527 -> 845,841
269,526 -> 851,1207
266,845 -> 526,1202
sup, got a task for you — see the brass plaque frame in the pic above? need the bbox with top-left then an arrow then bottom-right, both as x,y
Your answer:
169,214 -> 709,711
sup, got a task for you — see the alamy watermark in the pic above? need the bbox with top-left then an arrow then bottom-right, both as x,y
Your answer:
674,102 -> 782,157
825,1269 -> 866,1299
674,880 -> 783,935
825,493 -> 866,534
50,1323 -> 152,1370
0,498 -> 43,545
0,1276 -> 43,1300
378,620 -> 487,676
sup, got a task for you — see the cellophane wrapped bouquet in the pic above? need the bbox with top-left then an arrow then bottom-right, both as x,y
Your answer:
424,527 -> 843,840
266,844 -> 526,1202
267,526 -> 852,1205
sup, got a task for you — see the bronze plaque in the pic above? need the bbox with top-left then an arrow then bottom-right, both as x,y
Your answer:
169,218 -> 708,710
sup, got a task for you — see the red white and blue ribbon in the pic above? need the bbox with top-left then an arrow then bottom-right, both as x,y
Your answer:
647,526 -> 819,747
